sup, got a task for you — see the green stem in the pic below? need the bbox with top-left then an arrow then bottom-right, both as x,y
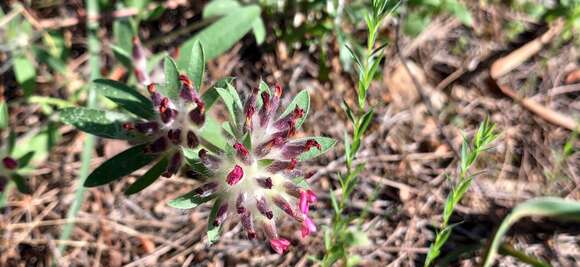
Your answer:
499,244 -> 551,267
57,0 -> 100,254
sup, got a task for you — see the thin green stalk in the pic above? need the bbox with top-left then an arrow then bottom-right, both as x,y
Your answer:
58,0 -> 100,254
321,1 -> 396,266
424,119 -> 497,267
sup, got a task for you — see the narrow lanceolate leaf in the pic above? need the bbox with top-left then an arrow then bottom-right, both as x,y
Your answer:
177,5 -> 261,66
11,174 -> 31,194
483,197 -> 580,267
162,56 -> 180,100
0,101 -> 8,129
252,18 -> 266,45
278,89 -> 310,129
111,44 -> 133,70
202,77 -> 234,110
94,79 -> 155,119
199,116 -> 227,151
216,87 -> 241,128
188,40 -> 205,91
13,54 -> 36,96
297,137 -> 337,161
60,107 -> 136,140
207,197 -> 223,245
84,144 -> 157,187
168,189 -> 216,209
202,0 -> 241,18
124,156 -> 169,195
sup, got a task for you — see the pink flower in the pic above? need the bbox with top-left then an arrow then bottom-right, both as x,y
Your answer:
270,238 -> 291,255
226,165 -> 244,185
301,216 -> 317,238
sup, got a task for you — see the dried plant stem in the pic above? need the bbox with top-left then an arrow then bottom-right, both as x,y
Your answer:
57,0 -> 100,254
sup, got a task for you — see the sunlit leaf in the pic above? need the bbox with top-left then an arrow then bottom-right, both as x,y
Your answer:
94,79 -> 154,119
483,197 -> 580,267
60,107 -> 136,140
125,156 -> 169,195
278,89 -> 310,129
84,144 -> 157,187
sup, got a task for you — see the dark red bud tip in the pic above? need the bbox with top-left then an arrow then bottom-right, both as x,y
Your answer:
165,152 -> 183,177
2,157 -> 18,170
261,92 -> 270,109
256,177 -> 273,189
288,158 -> 297,170
241,211 -> 256,239
146,137 -> 168,154
257,198 -> 274,219
167,129 -> 182,145
135,122 -> 159,134
248,232 -> 256,240
178,74 -> 192,86
236,193 -> 246,214
186,131 -> 199,148
305,140 -> 321,151
213,203 -> 229,226
189,105 -> 205,125
274,83 -> 283,97
160,97 -> 170,113
226,165 -> 244,185
305,171 -> 316,179
147,83 -> 157,94
122,123 -> 134,130
292,107 -> 304,119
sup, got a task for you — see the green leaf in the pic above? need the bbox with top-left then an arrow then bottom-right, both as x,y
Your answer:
202,0 -> 241,18
188,40 -> 205,91
0,101 -> 8,129
84,144 -> 157,187
278,89 -> 310,129
11,174 -> 31,194
346,230 -> 370,247
202,77 -> 234,109
444,0 -> 473,26
297,136 -> 336,161
483,197 -> 580,267
356,109 -> 374,138
113,17 -> 134,54
207,197 -> 223,244
177,5 -> 261,65
403,12 -> 431,37
242,132 -> 252,150
216,86 -> 242,129
13,54 -> 36,96
168,189 -> 215,209
94,79 -> 155,119
12,122 -> 59,168
111,44 -> 133,70
124,156 -> 169,195
252,18 -> 266,45
199,116 -> 227,151
60,107 -> 136,140
227,82 -> 243,110
330,189 -> 340,215
162,56 -> 180,100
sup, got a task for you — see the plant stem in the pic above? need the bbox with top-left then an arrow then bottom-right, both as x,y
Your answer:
58,0 -> 100,254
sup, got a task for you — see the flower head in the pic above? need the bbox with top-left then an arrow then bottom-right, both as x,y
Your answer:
122,39 -> 206,178
179,82 -> 333,254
